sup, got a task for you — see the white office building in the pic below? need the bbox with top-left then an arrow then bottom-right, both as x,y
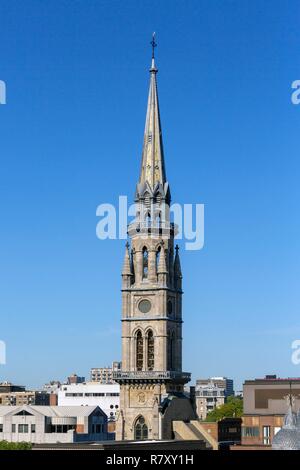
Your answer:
57,382 -> 120,419
0,405 -> 108,443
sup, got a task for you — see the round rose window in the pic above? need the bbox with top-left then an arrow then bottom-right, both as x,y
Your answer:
138,299 -> 151,313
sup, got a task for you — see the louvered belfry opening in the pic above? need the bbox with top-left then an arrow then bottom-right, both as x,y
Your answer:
147,330 -> 154,371
136,330 -> 143,371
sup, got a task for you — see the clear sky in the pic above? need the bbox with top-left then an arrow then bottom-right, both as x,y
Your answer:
0,0 -> 299,391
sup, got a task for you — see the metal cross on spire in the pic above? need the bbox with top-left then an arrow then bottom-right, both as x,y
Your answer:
150,32 -> 157,59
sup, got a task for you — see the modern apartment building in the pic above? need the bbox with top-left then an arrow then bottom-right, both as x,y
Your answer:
67,373 -> 85,384
196,377 -> 234,397
0,382 -> 25,393
195,377 -> 234,420
90,362 -> 121,384
0,390 -> 50,406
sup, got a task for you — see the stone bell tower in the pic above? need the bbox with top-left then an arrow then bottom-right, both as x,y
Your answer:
114,36 -> 195,441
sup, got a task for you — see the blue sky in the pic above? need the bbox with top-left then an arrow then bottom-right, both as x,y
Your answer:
0,0 -> 299,390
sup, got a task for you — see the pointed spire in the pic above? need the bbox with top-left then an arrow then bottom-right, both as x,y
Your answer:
174,245 -> 182,278
139,34 -> 167,190
122,242 -> 132,276
157,244 -> 168,274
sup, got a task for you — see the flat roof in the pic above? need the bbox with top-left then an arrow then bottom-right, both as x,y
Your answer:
244,377 -> 300,385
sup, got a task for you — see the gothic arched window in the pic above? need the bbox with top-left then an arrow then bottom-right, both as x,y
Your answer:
156,246 -> 161,273
134,416 -> 148,440
167,331 -> 175,371
136,330 -> 143,371
142,247 -> 148,279
155,212 -> 161,227
146,212 -> 151,227
147,330 -> 154,371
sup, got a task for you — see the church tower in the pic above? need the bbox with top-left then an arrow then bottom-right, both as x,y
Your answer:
114,36 -> 195,441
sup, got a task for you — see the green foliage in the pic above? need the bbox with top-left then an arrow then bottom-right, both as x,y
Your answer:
205,396 -> 243,422
0,440 -> 32,450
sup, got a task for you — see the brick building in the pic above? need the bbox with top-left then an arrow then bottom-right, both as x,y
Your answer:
241,375 -> 300,446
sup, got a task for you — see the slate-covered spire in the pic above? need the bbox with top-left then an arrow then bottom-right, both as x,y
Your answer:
136,34 -> 170,203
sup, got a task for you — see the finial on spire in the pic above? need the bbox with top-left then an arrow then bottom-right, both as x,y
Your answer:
150,32 -> 157,59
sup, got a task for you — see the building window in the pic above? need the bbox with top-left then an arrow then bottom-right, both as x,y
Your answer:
147,330 -> 154,371
142,247 -> 148,279
156,246 -> 161,272
12,424 -> 16,433
139,299 -> 151,314
0,424 -> 3,432
136,330 -> 143,371
134,416 -> 148,441
167,331 -> 174,370
155,212 -> 161,228
274,426 -> 281,436
242,426 -> 260,437
50,424 -> 75,434
263,426 -> 270,445
18,424 -> 28,433
31,424 -> 36,433
15,410 -> 33,416
95,424 -> 103,433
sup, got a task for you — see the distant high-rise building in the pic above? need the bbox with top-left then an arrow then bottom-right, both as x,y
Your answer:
0,382 -> 25,393
196,377 -> 234,397
90,362 -> 121,384
0,390 -> 50,406
67,373 -> 85,385
195,377 -> 234,420
43,380 -> 61,394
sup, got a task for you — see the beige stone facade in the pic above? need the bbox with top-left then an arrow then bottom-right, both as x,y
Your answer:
114,50 -> 195,441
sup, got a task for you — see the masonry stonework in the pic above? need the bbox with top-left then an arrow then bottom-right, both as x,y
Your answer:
114,48 -> 195,441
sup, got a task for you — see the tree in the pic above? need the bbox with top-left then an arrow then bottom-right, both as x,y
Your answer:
205,396 -> 243,422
